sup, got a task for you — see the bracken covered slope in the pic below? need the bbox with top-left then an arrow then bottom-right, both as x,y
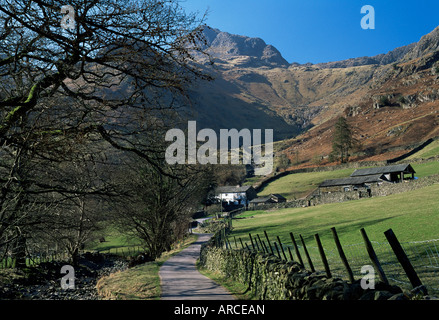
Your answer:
188,26 -> 439,166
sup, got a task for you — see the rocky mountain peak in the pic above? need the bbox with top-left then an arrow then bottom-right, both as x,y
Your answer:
403,26 -> 439,61
201,27 -> 289,68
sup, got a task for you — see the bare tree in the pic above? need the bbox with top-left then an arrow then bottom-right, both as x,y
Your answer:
0,0 -> 210,171
0,0 -> 211,264
111,156 -> 211,260
31,151 -> 120,265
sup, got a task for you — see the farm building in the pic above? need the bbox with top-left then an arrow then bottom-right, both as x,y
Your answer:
350,163 -> 416,182
270,194 -> 287,203
215,185 -> 257,206
249,193 -> 287,207
319,164 -> 416,193
319,175 -> 386,193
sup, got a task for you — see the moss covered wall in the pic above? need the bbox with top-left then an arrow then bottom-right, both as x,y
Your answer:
199,240 -> 433,300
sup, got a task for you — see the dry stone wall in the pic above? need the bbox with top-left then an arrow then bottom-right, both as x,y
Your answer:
249,174 -> 439,211
370,174 -> 439,197
199,241 -> 433,300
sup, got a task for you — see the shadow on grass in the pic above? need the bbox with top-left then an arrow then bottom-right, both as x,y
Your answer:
234,216 -> 395,241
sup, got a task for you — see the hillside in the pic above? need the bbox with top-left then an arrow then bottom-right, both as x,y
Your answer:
256,160 -> 439,201
188,26 -> 439,166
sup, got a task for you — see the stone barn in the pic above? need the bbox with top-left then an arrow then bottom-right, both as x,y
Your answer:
249,193 -> 287,208
319,164 -> 416,193
319,175 -> 387,193
350,163 -> 416,182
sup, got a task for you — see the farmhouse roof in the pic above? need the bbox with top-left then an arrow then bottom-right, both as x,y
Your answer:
350,164 -> 415,177
249,193 -> 287,203
249,196 -> 272,204
215,185 -> 254,194
271,194 -> 286,200
319,174 -> 385,188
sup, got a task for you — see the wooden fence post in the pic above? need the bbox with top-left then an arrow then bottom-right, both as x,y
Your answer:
360,228 -> 389,285
249,233 -> 256,251
287,247 -> 294,261
331,227 -> 354,283
261,240 -> 269,254
300,234 -> 315,272
277,236 -> 288,261
239,238 -> 245,250
256,234 -> 265,253
223,229 -> 227,248
273,242 -> 280,259
290,232 -> 304,266
315,233 -> 331,278
384,229 -> 426,293
264,230 -> 274,255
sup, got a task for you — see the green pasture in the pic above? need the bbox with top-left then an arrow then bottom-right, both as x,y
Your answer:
256,160 -> 439,200
407,139 -> 439,160
232,183 -> 439,249
257,168 -> 355,200
230,183 -> 439,292
412,161 -> 439,178
85,226 -> 144,255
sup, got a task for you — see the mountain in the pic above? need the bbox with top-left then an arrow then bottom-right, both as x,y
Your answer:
402,26 -> 439,60
199,27 -> 289,68
315,43 -> 416,69
187,27 -> 300,141
188,26 -> 439,167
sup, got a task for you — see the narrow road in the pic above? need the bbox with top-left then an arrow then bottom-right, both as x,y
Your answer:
159,233 -> 235,300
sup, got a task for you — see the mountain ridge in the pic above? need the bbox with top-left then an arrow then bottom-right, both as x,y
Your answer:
188,25 -> 439,168
199,27 -> 290,68
200,26 -> 424,69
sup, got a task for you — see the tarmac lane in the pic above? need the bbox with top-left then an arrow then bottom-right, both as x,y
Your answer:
159,233 -> 235,300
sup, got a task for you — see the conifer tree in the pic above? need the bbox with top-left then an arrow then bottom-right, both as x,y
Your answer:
331,116 -> 354,163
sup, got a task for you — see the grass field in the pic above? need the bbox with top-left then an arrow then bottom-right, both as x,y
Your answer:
257,168 -> 355,200
85,226 -> 143,255
407,139 -> 439,160
234,183 -> 439,247
230,183 -> 439,293
256,160 -> 439,200
411,160 -> 439,178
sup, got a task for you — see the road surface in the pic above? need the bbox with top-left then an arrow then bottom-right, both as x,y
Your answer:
159,233 -> 235,300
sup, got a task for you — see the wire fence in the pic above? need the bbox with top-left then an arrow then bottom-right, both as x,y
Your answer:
293,238 -> 439,295
0,245 -> 145,269
225,227 -> 439,296
0,251 -> 71,269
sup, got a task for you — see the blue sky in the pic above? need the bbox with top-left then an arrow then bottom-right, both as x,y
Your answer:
181,0 -> 439,64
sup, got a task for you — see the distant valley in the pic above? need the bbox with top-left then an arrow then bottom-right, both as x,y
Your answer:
188,26 -> 439,168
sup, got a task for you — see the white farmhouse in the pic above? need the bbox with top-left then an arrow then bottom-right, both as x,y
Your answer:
215,185 -> 257,206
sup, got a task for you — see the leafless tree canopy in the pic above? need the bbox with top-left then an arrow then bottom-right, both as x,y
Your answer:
0,0 -> 211,263
112,157 -> 212,260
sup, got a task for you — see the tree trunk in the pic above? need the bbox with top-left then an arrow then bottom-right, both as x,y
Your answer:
13,235 -> 27,269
